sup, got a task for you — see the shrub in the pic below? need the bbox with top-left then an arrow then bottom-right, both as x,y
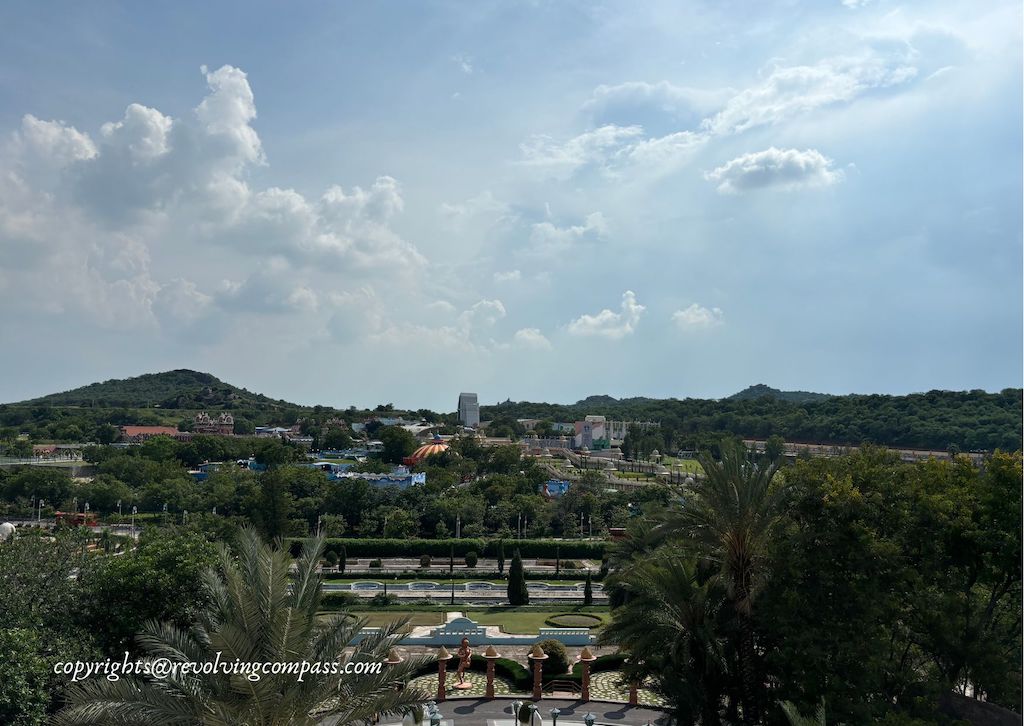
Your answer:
420,554 -> 432,568
465,551 -> 478,568
368,558 -> 382,568
320,591 -> 359,609
561,559 -> 580,570
324,550 -> 339,567
537,638 -> 570,675
369,592 -> 398,607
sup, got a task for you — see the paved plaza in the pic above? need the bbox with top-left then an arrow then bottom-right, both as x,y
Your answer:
369,697 -> 669,725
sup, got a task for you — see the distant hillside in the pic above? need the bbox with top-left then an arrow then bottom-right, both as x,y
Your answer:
727,384 -> 832,404
482,388 -> 1023,452
11,369 -> 305,412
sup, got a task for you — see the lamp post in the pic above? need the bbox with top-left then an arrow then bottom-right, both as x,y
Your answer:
511,700 -> 522,723
528,704 -> 538,725
117,499 -> 122,517
550,707 -> 561,725
131,505 -> 137,538
528,644 -> 548,701
483,645 -> 500,699
436,646 -> 451,702
37,498 -> 44,523
583,714 -> 596,726
182,510 -> 188,525
579,646 -> 597,702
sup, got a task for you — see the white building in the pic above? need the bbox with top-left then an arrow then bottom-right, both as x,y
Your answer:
458,392 -> 480,428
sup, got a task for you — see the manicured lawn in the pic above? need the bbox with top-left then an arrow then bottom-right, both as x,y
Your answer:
467,607 -> 609,634
660,456 -> 704,474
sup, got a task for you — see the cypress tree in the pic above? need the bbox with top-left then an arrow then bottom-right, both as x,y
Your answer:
583,570 -> 593,606
507,548 -> 529,605
339,544 -> 347,574
497,540 -> 506,575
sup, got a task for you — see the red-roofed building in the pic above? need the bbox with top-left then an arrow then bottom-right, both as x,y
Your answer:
119,426 -> 192,443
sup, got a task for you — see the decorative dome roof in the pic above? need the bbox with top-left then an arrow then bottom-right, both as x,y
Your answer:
407,434 -> 450,463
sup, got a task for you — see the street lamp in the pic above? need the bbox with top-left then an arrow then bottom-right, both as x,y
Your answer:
131,506 -> 137,537
182,510 -> 189,525
528,704 -> 539,725
116,499 -> 122,517
37,499 -> 44,523
550,707 -> 561,725
583,714 -> 596,726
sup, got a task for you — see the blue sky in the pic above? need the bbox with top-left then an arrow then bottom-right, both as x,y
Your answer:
0,0 -> 1020,410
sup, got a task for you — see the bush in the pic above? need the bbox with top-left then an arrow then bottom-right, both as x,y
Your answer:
420,554 -> 432,568
537,638 -> 570,675
561,559 -> 580,569
368,558 -> 382,568
465,551 -> 478,568
320,591 -> 359,609
324,550 -> 339,567
369,592 -> 398,607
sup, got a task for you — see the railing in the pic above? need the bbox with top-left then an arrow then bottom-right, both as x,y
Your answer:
544,679 -> 581,694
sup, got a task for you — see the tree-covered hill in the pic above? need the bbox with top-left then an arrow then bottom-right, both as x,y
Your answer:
726,383 -> 832,404
482,388 -> 1023,452
9,369 -> 305,412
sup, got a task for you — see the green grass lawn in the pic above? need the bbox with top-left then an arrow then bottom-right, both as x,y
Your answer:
660,456 -> 704,474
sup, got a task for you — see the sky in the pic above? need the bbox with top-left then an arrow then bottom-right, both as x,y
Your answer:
0,0 -> 1021,411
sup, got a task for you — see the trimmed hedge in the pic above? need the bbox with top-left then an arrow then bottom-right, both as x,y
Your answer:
289,537 -> 609,560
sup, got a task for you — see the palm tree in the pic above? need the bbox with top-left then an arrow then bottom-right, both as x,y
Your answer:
600,549 -> 729,726
779,700 -> 826,726
661,440 -> 787,725
53,529 -> 428,725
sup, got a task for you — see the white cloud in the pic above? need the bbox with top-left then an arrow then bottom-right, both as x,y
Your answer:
16,114 -> 97,164
529,212 -> 608,255
452,54 -> 474,74
705,147 -> 843,193
513,327 -> 552,350
519,124 -> 645,175
493,269 -> 521,283
672,304 -> 724,330
703,56 -> 918,135
458,299 -> 506,330
583,80 -> 734,128
100,103 -> 173,161
568,290 -> 645,339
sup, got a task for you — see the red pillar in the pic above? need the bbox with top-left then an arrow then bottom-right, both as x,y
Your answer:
628,681 -> 638,706
486,659 -> 496,699
581,661 -> 592,702
437,658 -> 447,702
532,659 -> 544,700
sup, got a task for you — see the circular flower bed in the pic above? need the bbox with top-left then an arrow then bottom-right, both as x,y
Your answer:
543,612 -> 605,628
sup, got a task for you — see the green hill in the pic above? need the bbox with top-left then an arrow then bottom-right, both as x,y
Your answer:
727,383 -> 832,404
12,369 -> 304,411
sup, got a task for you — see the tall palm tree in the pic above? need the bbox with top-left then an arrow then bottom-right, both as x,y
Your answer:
661,441 -> 787,725
601,549 -> 729,726
779,700 -> 827,726
53,529 -> 428,725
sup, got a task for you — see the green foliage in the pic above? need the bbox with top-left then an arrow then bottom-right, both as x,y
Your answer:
584,571 -> 593,605
77,528 -> 217,654
53,530 -> 430,725
507,548 -> 529,605
378,425 -> 417,464
0,628 -> 50,726
537,638 -> 570,675
420,553 -> 432,568
464,550 -> 478,568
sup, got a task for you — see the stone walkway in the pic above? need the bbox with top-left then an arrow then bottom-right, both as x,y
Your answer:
376,697 -> 669,725
407,671 -> 663,708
